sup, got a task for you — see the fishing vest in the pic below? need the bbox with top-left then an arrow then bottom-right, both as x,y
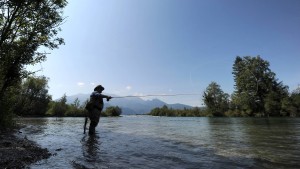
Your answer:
85,91 -> 104,111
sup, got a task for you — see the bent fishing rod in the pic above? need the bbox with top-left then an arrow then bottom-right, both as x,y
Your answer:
112,93 -> 201,99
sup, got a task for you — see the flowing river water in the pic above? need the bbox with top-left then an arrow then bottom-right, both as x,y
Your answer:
17,116 -> 300,169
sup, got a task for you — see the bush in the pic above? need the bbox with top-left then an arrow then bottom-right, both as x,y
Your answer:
149,106 -> 208,117
102,106 -> 122,117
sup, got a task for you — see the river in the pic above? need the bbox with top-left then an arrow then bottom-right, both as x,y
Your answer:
18,116 -> 300,169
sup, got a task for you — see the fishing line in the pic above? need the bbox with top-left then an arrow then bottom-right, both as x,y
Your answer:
112,93 -> 201,98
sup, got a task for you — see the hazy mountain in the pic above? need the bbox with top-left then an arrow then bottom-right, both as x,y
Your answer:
64,93 -> 193,115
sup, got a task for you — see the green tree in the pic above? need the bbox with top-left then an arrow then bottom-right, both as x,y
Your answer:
232,56 -> 288,116
281,96 -> 293,116
0,0 -> 67,128
264,81 -> 289,116
65,98 -> 86,117
13,76 -> 51,116
264,91 -> 281,117
203,82 -> 229,116
149,106 -> 207,117
72,98 -> 80,108
103,106 -> 122,117
149,107 -> 161,116
48,94 -> 67,117
289,86 -> 300,117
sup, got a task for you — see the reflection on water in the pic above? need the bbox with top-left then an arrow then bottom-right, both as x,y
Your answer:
82,135 -> 100,162
18,117 -> 300,169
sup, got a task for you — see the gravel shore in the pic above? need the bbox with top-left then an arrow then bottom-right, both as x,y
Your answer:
0,129 -> 51,168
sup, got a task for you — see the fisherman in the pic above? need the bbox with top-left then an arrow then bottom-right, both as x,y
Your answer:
86,85 -> 112,135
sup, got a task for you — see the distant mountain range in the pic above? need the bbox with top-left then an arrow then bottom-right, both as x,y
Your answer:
64,93 -> 193,115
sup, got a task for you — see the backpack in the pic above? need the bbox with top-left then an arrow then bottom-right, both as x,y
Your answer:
85,100 -> 94,111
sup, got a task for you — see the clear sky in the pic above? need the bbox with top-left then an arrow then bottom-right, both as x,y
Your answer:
32,0 -> 300,107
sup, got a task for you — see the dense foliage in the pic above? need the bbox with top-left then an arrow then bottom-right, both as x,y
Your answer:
203,82 -> 229,116
231,56 -> 291,117
0,0 -> 67,128
102,106 -> 122,117
12,76 -> 51,116
47,94 -> 69,117
150,56 -> 300,117
149,105 -> 209,117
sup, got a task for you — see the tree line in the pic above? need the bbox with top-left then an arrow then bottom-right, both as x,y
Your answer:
149,105 -> 209,117
6,75 -> 122,118
150,56 -> 300,117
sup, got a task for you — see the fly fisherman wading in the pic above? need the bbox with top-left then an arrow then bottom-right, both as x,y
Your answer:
85,85 -> 112,135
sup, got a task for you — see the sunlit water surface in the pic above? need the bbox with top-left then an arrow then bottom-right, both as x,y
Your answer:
18,116 -> 300,169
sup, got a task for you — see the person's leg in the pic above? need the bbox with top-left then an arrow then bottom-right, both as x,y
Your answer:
88,109 -> 100,135
89,121 -> 96,135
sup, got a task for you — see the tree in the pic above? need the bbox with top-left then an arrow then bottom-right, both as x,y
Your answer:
203,82 -> 229,116
148,106 -> 207,117
65,98 -> 86,117
264,91 -> 281,117
264,81 -> 289,116
232,56 -> 288,116
149,107 -> 161,116
13,76 -> 51,116
49,94 -> 67,117
103,106 -> 122,117
0,0 -> 67,97
289,86 -> 300,117
72,98 -> 80,109
0,0 -> 67,127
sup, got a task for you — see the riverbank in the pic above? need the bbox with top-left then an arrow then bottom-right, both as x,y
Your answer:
0,128 -> 51,168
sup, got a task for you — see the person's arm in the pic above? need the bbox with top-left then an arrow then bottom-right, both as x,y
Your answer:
100,94 -> 112,101
92,91 -> 112,101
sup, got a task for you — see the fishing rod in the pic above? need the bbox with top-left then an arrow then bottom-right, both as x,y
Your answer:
112,93 -> 201,98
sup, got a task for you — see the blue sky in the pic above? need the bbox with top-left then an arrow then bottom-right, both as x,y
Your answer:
32,0 -> 300,106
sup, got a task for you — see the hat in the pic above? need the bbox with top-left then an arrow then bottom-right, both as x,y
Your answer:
94,85 -> 104,91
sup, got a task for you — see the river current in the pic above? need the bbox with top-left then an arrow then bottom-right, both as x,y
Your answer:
18,116 -> 300,169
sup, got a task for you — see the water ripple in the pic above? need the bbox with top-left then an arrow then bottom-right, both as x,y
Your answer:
17,117 -> 300,169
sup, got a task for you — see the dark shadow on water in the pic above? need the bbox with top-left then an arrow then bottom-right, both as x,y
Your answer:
81,135 -> 101,162
71,135 -> 103,169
